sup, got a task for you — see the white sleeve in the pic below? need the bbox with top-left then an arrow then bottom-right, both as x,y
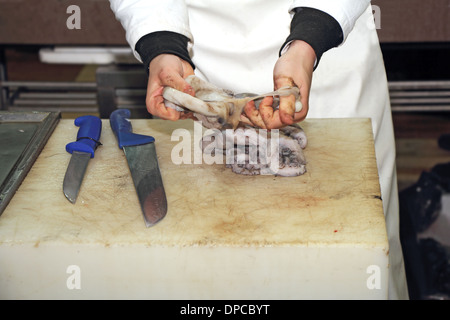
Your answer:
109,0 -> 193,61
290,0 -> 371,40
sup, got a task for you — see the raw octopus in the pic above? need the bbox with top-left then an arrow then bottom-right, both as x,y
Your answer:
162,75 -> 307,176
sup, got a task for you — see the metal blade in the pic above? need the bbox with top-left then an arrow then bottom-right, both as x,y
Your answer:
63,151 -> 91,203
123,142 -> 167,227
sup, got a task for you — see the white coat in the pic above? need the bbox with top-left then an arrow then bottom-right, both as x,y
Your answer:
110,0 -> 409,300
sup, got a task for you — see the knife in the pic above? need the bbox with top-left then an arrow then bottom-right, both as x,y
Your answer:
110,109 -> 167,227
63,115 -> 102,204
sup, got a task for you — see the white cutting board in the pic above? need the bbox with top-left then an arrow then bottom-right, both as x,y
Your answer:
0,118 -> 388,299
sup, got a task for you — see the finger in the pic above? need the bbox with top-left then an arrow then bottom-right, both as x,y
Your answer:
274,76 -> 297,126
239,114 -> 254,126
259,96 -> 284,129
243,100 -> 266,129
151,97 -> 182,121
278,94 -> 296,125
179,112 -> 197,120
292,93 -> 308,122
147,86 -> 181,121
158,68 -> 195,96
291,83 -> 309,123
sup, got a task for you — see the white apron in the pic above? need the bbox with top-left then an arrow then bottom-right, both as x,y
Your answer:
186,1 -> 408,299
110,0 -> 409,299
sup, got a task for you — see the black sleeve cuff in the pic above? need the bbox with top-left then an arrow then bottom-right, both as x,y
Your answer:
280,7 -> 344,68
135,31 -> 195,73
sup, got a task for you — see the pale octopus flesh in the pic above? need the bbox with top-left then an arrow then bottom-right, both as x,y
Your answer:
163,75 -> 307,176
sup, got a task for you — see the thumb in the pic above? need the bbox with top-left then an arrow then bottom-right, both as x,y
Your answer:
161,71 -> 195,97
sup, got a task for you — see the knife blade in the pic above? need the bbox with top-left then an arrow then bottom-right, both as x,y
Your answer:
109,109 -> 167,227
63,115 -> 102,204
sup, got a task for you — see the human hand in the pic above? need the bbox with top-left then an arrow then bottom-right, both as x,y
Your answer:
241,40 -> 316,129
146,54 -> 196,120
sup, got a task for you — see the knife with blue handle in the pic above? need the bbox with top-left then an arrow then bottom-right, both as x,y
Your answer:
110,109 -> 167,227
63,115 -> 102,204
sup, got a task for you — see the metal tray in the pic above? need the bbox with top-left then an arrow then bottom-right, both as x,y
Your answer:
0,111 -> 60,216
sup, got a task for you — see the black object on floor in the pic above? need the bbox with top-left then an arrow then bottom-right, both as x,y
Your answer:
438,134 -> 450,152
399,162 -> 450,299
418,238 -> 450,299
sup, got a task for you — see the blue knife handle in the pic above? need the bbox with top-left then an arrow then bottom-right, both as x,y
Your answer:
110,109 -> 155,149
66,115 -> 102,158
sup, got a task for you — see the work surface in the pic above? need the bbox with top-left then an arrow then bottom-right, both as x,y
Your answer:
0,118 -> 389,299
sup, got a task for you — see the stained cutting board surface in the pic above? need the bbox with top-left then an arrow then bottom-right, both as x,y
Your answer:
0,118 -> 387,249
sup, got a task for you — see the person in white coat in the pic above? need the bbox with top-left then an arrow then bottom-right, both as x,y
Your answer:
109,0 -> 409,299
